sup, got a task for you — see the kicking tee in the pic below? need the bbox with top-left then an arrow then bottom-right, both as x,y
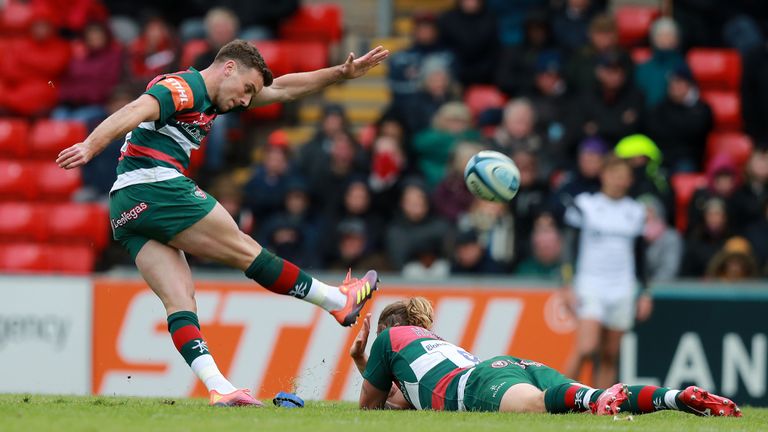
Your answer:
564,192 -> 645,297
363,326 -> 480,411
111,68 -> 216,192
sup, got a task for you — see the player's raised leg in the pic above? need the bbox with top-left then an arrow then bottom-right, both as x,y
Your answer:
169,203 -> 379,326
135,240 -> 262,407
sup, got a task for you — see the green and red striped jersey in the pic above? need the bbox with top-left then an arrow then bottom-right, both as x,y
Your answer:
363,326 -> 480,411
111,68 -> 215,192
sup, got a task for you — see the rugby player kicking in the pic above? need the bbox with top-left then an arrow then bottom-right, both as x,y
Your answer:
57,40 -> 388,407
349,298 -> 741,417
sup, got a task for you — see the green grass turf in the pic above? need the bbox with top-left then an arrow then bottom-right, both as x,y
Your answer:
0,394 -> 764,432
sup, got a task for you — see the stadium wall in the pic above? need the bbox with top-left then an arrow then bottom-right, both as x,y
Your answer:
0,276 -> 766,406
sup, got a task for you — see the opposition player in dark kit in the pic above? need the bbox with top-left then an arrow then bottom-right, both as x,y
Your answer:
350,297 -> 741,417
57,40 -> 388,406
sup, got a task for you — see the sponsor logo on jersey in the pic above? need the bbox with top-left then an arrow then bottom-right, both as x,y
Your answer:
111,202 -> 149,229
193,187 -> 207,200
165,78 -> 189,105
490,381 -> 507,397
491,360 -> 510,368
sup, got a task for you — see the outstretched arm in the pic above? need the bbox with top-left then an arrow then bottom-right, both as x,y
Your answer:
250,46 -> 389,107
56,94 -> 160,169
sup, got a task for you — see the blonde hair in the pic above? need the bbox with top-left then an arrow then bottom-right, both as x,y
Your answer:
378,297 -> 434,331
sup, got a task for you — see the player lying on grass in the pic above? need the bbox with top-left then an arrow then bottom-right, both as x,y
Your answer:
350,297 -> 741,417
56,40 -> 388,407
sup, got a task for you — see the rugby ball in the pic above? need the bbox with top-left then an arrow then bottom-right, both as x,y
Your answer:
464,150 -> 521,202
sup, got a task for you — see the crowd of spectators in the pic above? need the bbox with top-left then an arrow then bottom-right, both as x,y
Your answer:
2,0 -> 767,280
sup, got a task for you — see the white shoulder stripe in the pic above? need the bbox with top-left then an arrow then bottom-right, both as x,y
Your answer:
409,352 -> 446,381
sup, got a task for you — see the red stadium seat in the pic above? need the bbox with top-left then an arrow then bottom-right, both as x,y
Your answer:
252,41 -> 293,77
706,132 -> 753,169
687,49 -> 741,91
0,160 -> 36,200
286,41 -> 329,72
0,242 -> 48,273
671,173 -> 708,232
279,4 -> 343,44
0,202 -> 47,241
631,47 -> 652,64
29,120 -> 87,159
47,244 -> 95,274
36,162 -> 81,200
701,91 -> 742,131
616,6 -> 660,47
0,118 -> 30,158
464,85 -> 507,119
181,39 -> 209,69
48,203 -> 109,250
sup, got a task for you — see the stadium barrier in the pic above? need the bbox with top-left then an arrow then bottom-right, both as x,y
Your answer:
0,276 -> 766,406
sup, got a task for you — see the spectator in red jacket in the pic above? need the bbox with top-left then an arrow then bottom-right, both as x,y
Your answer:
128,15 -> 178,82
53,21 -> 123,129
0,5 -> 70,116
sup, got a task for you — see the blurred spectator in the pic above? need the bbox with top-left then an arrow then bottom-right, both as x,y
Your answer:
128,15 -> 178,82
639,194 -> 682,282
386,180 -> 451,270
257,177 -> 319,269
579,52 -> 644,145
242,142 -> 295,227
672,0 -> 725,50
402,241 -> 451,279
645,65 -> 713,173
458,198 -> 516,268
526,51 -> 577,161
193,7 -> 239,70
491,99 -> 553,176
438,0 -> 500,86
47,0 -> 109,36
260,218 -> 310,269
0,6 -> 70,116
412,102 -> 480,188
682,198 -> 732,276
742,43 -> 768,143
732,147 -> 768,225
327,218 -> 392,273
565,14 -> 632,92
515,213 -> 562,279
495,10 -> 556,96
634,17 -> 686,108
746,199 -> 768,275
552,0 -> 597,52
687,154 -> 744,233
306,130 -> 369,216
549,137 -> 607,221
208,173 -> 249,232
705,236 -> 759,281
298,104 -> 351,173
328,178 -> 386,253
220,0 -> 299,41
450,228 -> 504,274
388,13 -> 454,105
53,21 -> 122,129
368,132 -> 413,218
486,0 -> 546,47
510,150 -> 550,261
433,141 -> 485,223
398,57 -> 460,134
615,134 -> 674,224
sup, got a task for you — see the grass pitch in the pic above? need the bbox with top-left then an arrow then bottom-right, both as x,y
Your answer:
0,394 -> 764,432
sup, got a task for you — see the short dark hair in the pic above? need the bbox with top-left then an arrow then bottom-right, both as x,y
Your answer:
213,39 -> 273,86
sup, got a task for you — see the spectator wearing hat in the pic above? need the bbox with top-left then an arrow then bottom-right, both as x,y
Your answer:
515,213 -> 563,279
386,179 -> 451,270
578,51 -> 645,146
639,194 -> 682,282
705,237 -> 760,281
549,137 -> 607,221
614,134 -> 674,224
682,198 -> 733,277
565,14 -> 633,93
552,0 -> 598,52
646,64 -> 713,174
412,102 -> 480,189
438,0 -> 500,86
327,218 -> 392,273
388,12 -> 454,106
451,228 -> 504,274
495,9 -> 557,96
634,17 -> 687,109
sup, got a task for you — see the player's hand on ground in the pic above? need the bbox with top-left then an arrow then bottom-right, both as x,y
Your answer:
350,313 -> 371,360
56,142 -> 93,169
636,294 -> 653,322
340,46 -> 390,80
